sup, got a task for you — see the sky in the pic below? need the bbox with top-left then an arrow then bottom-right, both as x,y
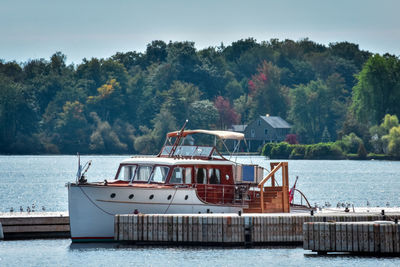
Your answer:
1,0 -> 399,64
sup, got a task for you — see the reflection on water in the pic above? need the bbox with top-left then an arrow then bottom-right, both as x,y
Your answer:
1,239 -> 399,267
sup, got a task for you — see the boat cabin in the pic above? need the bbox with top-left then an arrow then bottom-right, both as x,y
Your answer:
109,129 -> 291,212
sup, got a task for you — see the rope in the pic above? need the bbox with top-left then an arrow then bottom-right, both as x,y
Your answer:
78,186 -> 114,216
163,186 -> 179,214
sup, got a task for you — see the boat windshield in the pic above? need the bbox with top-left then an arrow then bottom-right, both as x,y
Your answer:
117,165 -> 170,183
160,145 -> 214,157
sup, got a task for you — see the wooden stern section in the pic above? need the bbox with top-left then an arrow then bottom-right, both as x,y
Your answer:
243,162 -> 290,213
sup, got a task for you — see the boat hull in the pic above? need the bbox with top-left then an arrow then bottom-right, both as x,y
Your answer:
68,183 -> 242,242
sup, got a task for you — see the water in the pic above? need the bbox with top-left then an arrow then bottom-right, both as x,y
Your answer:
1,155 -> 400,212
1,239 -> 400,267
1,155 -> 400,266
1,240 -> 400,267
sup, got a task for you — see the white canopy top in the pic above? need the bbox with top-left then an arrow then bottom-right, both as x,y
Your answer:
167,129 -> 244,140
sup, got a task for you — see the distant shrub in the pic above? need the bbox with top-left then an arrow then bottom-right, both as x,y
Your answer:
262,142 -> 345,159
304,143 -> 344,159
340,133 -> 363,154
367,153 -> 390,160
261,143 -> 275,157
270,142 -> 292,159
289,144 -> 305,159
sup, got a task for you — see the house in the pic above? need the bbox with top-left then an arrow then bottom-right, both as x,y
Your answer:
243,115 -> 292,151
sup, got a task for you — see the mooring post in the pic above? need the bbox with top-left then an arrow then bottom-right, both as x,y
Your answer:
244,216 -> 252,247
0,222 -> 3,240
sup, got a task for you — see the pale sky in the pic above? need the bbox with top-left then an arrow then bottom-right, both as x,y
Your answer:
1,0 -> 399,64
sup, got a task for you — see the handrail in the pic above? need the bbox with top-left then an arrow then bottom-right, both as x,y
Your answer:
292,188 -> 312,208
257,162 -> 283,189
257,162 -> 288,213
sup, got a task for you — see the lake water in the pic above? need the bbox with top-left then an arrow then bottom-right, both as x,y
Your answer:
1,155 -> 399,212
1,155 -> 400,266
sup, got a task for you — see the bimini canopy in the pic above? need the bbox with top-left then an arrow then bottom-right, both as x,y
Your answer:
167,129 -> 244,140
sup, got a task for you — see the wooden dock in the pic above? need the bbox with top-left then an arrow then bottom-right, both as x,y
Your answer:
1,209 -> 400,245
303,221 -> 400,254
114,212 -> 400,245
0,212 -> 69,240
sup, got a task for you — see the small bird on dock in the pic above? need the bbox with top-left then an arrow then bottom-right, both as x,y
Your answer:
27,206 -> 31,213
32,204 -> 36,212
42,206 -> 46,211
20,206 -> 23,212
386,202 -> 390,207
10,207 -> 14,212
367,200 -> 370,207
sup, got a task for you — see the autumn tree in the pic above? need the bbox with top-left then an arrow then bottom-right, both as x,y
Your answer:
214,96 -> 240,129
248,61 -> 287,120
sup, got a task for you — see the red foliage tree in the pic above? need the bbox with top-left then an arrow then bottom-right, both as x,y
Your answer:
285,134 -> 299,144
214,96 -> 240,129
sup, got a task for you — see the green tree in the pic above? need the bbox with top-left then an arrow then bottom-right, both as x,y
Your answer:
352,54 -> 400,125
54,101 -> 89,153
89,112 -> 128,153
0,75 -> 39,153
288,80 -> 330,143
188,100 -> 219,129
382,126 -> 400,157
162,81 -> 201,123
369,114 -> 399,153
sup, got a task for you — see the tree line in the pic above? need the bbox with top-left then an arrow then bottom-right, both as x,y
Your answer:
0,38 -> 399,155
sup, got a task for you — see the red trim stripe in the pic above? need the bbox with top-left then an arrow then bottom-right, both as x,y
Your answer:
71,236 -> 114,240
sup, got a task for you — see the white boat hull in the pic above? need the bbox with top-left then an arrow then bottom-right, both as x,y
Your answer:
68,183 -> 242,241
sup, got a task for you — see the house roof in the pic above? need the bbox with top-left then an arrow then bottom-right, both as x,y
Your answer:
260,116 -> 292,128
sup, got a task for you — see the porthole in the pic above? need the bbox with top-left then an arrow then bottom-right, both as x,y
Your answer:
129,194 -> 134,199
149,194 -> 154,200
167,195 -> 172,200
110,193 -> 116,198
185,195 -> 189,200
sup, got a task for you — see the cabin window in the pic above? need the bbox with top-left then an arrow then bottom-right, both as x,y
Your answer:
170,167 -> 183,184
258,120 -> 261,126
150,166 -> 169,183
196,168 -> 207,184
118,165 -> 137,181
208,168 -> 220,184
251,129 -> 255,138
265,129 -> 268,135
135,166 -> 152,181
185,167 -> 192,184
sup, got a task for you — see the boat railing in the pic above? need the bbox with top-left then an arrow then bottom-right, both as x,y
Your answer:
194,184 -> 251,206
291,188 -> 313,209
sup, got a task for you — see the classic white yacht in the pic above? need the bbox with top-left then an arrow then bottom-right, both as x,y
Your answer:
68,126 -> 309,242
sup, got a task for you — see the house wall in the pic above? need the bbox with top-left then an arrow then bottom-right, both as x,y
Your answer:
244,117 -> 290,151
245,118 -> 281,142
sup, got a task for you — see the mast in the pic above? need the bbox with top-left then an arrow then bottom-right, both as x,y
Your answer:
168,120 -> 188,157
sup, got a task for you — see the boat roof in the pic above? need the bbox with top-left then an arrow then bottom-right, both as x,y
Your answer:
167,129 -> 244,140
120,156 -> 234,166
